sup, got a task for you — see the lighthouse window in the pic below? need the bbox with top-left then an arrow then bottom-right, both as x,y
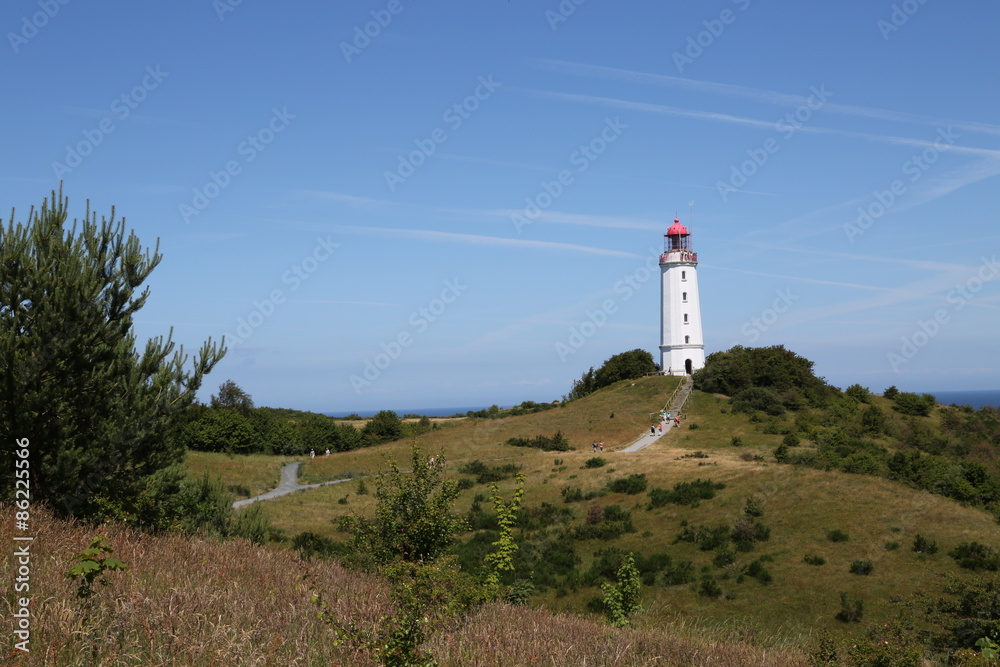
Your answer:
684,314 -> 689,323
685,335 -> 690,344
681,271 -> 687,281
682,292 -> 688,302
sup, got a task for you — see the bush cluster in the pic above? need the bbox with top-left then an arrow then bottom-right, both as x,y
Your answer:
647,479 -> 725,508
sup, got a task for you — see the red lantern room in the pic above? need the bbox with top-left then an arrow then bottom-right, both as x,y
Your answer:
665,218 -> 692,252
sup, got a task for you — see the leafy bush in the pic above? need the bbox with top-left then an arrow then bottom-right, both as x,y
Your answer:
803,554 -> 826,566
607,474 -> 647,495
827,529 -> 849,542
583,457 -> 606,469
647,479 -> 725,508
949,542 -> 1000,571
698,575 -> 723,598
712,546 -> 736,568
694,345 -> 836,409
731,518 -> 770,552
782,433 -> 800,447
892,391 -> 936,417
561,486 -> 585,503
566,349 -> 657,401
835,592 -> 864,622
849,560 -> 874,575
912,534 -> 938,555
458,460 -> 522,485
506,431 -> 572,452
844,384 -> 871,403
885,541 -> 900,551
661,560 -> 696,586
730,387 -> 786,416
744,558 -> 773,585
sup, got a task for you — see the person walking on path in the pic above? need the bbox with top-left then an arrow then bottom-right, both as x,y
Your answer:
599,441 -> 604,452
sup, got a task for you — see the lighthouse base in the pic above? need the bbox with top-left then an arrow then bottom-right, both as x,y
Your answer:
660,346 -> 705,377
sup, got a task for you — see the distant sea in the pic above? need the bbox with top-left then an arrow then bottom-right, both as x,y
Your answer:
928,390 -> 1000,410
325,406 -> 494,419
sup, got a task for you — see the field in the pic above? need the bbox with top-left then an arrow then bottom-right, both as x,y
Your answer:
200,375 -> 999,655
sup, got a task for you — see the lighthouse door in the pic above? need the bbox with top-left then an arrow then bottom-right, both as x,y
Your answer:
685,359 -> 692,375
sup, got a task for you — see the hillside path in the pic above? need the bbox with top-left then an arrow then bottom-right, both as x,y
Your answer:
232,462 -> 351,509
618,375 -> 694,453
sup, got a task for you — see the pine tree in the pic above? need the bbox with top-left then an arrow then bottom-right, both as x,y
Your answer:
1,186 -> 225,519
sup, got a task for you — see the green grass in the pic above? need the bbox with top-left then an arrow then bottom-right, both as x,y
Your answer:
183,450 -> 294,499
203,377 -> 1000,651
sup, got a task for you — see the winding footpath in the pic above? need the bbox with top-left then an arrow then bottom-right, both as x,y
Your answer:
232,462 -> 351,509
234,378 -> 694,508
618,376 -> 694,453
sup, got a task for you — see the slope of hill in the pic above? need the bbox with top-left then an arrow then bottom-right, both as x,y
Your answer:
1,504 -> 810,666
231,374 -> 1000,660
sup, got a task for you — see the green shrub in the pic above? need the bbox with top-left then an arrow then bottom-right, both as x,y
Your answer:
913,534 -> 938,555
744,558 -> 773,585
698,575 -> 723,598
730,386 -> 786,416
850,560 -> 874,575
607,474 -> 647,495
885,541 -> 900,551
782,433 -> 800,447
827,529 -> 849,542
835,592 -> 864,622
803,554 -> 826,566
584,457 -> 606,469
661,560 -> 695,586
458,460 -> 523,484
561,486 -> 585,503
950,542 -> 1000,571
506,431 -> 572,452
730,436 -> 743,447
647,479 -> 725,508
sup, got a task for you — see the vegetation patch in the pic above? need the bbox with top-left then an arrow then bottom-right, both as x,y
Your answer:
648,478 -> 725,508
506,431 -> 572,452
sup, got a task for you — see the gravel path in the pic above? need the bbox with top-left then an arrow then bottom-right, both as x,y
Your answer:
618,376 -> 694,453
232,462 -> 351,508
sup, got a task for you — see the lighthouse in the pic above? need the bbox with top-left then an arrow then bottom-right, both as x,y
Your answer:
659,217 -> 705,376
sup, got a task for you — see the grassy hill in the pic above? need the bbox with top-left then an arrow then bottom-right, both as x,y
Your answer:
179,375 -> 1000,662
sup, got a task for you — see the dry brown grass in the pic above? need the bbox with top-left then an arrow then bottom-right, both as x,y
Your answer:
1,504 -> 810,666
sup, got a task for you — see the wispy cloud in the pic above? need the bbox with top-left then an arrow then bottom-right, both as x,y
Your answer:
517,87 -> 1000,159
533,60 -> 1000,138
440,207 -> 664,231
296,190 -> 398,208
304,223 -> 642,258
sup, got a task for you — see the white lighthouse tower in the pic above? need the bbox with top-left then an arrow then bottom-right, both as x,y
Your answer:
659,217 -> 705,376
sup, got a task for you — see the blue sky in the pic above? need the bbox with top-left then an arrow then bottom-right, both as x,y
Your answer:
4,1 -> 999,413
